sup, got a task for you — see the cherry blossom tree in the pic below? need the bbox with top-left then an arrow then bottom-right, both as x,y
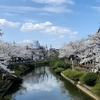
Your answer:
59,28 -> 100,72
0,41 -> 33,73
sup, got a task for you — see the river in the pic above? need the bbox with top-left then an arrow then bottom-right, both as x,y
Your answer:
10,66 -> 92,100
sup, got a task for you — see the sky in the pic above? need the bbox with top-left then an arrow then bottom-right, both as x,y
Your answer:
0,0 -> 100,49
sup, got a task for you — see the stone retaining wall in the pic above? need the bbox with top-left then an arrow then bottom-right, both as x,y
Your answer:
61,72 -> 100,100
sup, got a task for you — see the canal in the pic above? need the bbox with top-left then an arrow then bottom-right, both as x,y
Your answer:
10,66 -> 92,100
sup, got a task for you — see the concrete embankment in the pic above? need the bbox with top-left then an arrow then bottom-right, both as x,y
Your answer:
61,72 -> 100,100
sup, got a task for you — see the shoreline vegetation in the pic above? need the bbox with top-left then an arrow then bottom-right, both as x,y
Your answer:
0,60 -> 49,100
61,72 -> 100,100
50,54 -> 100,100
1,56 -> 100,100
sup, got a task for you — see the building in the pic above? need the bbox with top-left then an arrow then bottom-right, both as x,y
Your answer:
33,40 -> 40,49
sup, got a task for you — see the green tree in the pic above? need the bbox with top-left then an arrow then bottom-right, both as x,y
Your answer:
81,73 -> 98,86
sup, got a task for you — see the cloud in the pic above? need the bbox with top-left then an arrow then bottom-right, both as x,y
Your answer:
43,26 -> 72,34
91,6 -> 100,12
32,0 -> 74,13
38,12 -> 50,16
69,35 -> 76,39
59,35 -> 64,39
52,38 -> 55,41
20,21 -> 52,32
70,31 -> 78,35
14,0 -> 26,2
43,5 -> 73,13
17,40 -> 33,46
22,40 -> 33,43
0,0 -> 74,14
22,80 -> 58,92
0,19 -> 20,28
3,12 -> 17,16
32,0 -> 74,5
0,5 -> 38,13
69,31 -> 78,39
23,19 -> 37,23
20,21 -> 78,38
0,1 -> 73,14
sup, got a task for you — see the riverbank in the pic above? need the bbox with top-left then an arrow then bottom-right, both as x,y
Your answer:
10,66 -> 92,100
0,60 -> 49,99
61,72 -> 100,100
0,77 -> 22,100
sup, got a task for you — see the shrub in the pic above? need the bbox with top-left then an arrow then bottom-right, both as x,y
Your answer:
73,71 -> 85,81
67,70 -> 76,80
49,53 -> 59,66
52,65 -> 58,69
0,75 -> 2,80
15,70 -> 21,77
63,69 -> 72,78
54,60 -> 70,69
63,69 -> 85,81
63,63 -> 70,69
54,68 -> 65,73
92,83 -> 100,96
74,67 -> 81,71
4,95 -> 12,100
0,80 -> 3,86
54,61 -> 61,68
8,64 -> 19,70
81,73 -> 98,86
18,65 -> 27,71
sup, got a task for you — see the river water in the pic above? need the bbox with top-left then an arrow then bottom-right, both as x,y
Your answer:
11,66 -> 92,100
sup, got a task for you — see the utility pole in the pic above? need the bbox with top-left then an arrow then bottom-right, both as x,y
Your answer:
71,58 -> 74,70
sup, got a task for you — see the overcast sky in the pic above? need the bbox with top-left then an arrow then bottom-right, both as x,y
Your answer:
0,0 -> 100,48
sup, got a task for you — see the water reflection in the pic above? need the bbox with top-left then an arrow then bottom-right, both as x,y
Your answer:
21,67 -> 57,92
11,66 -> 92,100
